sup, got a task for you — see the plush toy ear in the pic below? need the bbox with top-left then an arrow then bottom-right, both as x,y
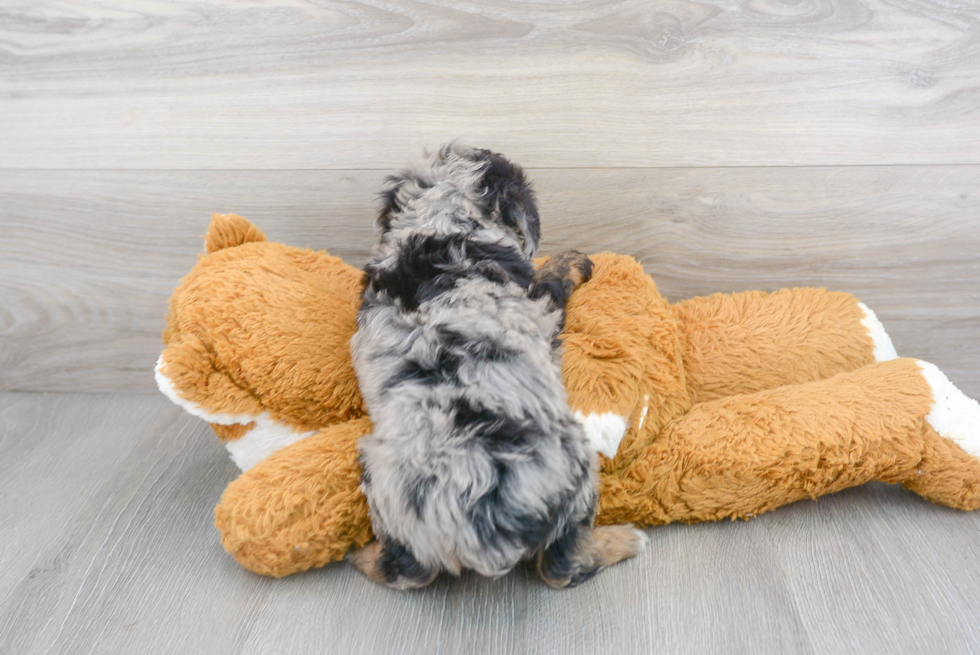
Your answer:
205,213 -> 267,254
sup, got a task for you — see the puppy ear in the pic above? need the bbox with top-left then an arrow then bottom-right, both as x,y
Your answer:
481,152 -> 541,258
377,175 -> 404,235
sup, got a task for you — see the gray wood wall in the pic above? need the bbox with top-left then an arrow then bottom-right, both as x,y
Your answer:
2,0 -> 979,395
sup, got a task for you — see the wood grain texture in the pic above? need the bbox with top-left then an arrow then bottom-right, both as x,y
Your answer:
763,484 -> 980,653
2,392 -> 980,654
1,0 -> 979,169
2,166 -> 978,395
0,392 -> 269,655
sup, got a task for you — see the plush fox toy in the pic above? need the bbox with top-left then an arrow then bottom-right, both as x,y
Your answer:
156,214 -> 980,578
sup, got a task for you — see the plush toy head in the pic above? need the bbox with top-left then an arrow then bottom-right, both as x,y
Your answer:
158,215 -> 366,468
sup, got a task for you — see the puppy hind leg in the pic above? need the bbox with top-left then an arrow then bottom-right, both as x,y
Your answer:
537,521 -> 647,589
347,538 -> 438,591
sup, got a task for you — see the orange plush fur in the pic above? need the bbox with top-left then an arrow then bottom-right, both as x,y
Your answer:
156,215 -> 980,577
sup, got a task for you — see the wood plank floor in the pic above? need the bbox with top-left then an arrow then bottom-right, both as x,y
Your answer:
2,391 -> 980,655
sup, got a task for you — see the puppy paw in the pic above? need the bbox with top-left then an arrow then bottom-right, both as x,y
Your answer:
347,540 -> 438,591
546,250 -> 594,288
593,524 -> 647,566
347,541 -> 387,584
532,250 -> 594,306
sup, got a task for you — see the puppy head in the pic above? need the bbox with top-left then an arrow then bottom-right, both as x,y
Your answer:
377,142 -> 541,258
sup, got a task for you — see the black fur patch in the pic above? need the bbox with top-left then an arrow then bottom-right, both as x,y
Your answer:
451,397 -> 536,452
376,177 -> 403,235
466,461 -> 554,552
363,235 -> 459,312
529,278 -> 572,310
465,239 -> 535,289
377,539 -> 432,584
385,350 -> 462,390
539,518 -> 600,588
452,397 -> 566,552
539,520 -> 579,579
479,151 -> 541,251
436,327 -> 516,362
364,234 -> 533,312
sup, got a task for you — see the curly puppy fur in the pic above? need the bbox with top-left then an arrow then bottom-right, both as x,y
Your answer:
349,143 -> 644,590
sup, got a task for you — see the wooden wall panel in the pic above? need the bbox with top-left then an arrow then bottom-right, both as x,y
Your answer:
2,166 -> 977,394
1,0 -> 978,169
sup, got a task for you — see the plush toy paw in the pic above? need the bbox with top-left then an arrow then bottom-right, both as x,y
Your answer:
896,360 -> 980,511
917,360 -> 980,458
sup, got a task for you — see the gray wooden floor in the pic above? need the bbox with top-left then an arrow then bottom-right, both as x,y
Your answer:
3,0 -> 980,652
2,392 -> 980,654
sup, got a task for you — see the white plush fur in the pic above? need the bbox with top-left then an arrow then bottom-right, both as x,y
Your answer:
574,411 -> 628,459
857,302 -> 898,362
155,356 -> 257,425
154,355 -> 315,470
223,419 -> 317,471
917,360 -> 980,458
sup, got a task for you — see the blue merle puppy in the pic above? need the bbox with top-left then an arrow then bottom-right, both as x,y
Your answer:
348,143 -> 646,590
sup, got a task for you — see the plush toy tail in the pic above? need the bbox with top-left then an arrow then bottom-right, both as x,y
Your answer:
206,213 -> 267,254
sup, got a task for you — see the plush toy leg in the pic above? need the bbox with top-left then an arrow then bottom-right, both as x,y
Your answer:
904,362 -> 980,508
597,358 -> 980,526
213,418 -> 374,577
560,253 -> 692,463
671,288 -> 897,403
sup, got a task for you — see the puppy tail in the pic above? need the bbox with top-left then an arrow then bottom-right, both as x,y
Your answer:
205,214 -> 268,254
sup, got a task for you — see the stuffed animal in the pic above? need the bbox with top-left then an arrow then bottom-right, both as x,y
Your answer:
156,214 -> 980,578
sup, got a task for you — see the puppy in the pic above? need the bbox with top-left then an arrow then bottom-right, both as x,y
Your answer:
348,143 -> 645,590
